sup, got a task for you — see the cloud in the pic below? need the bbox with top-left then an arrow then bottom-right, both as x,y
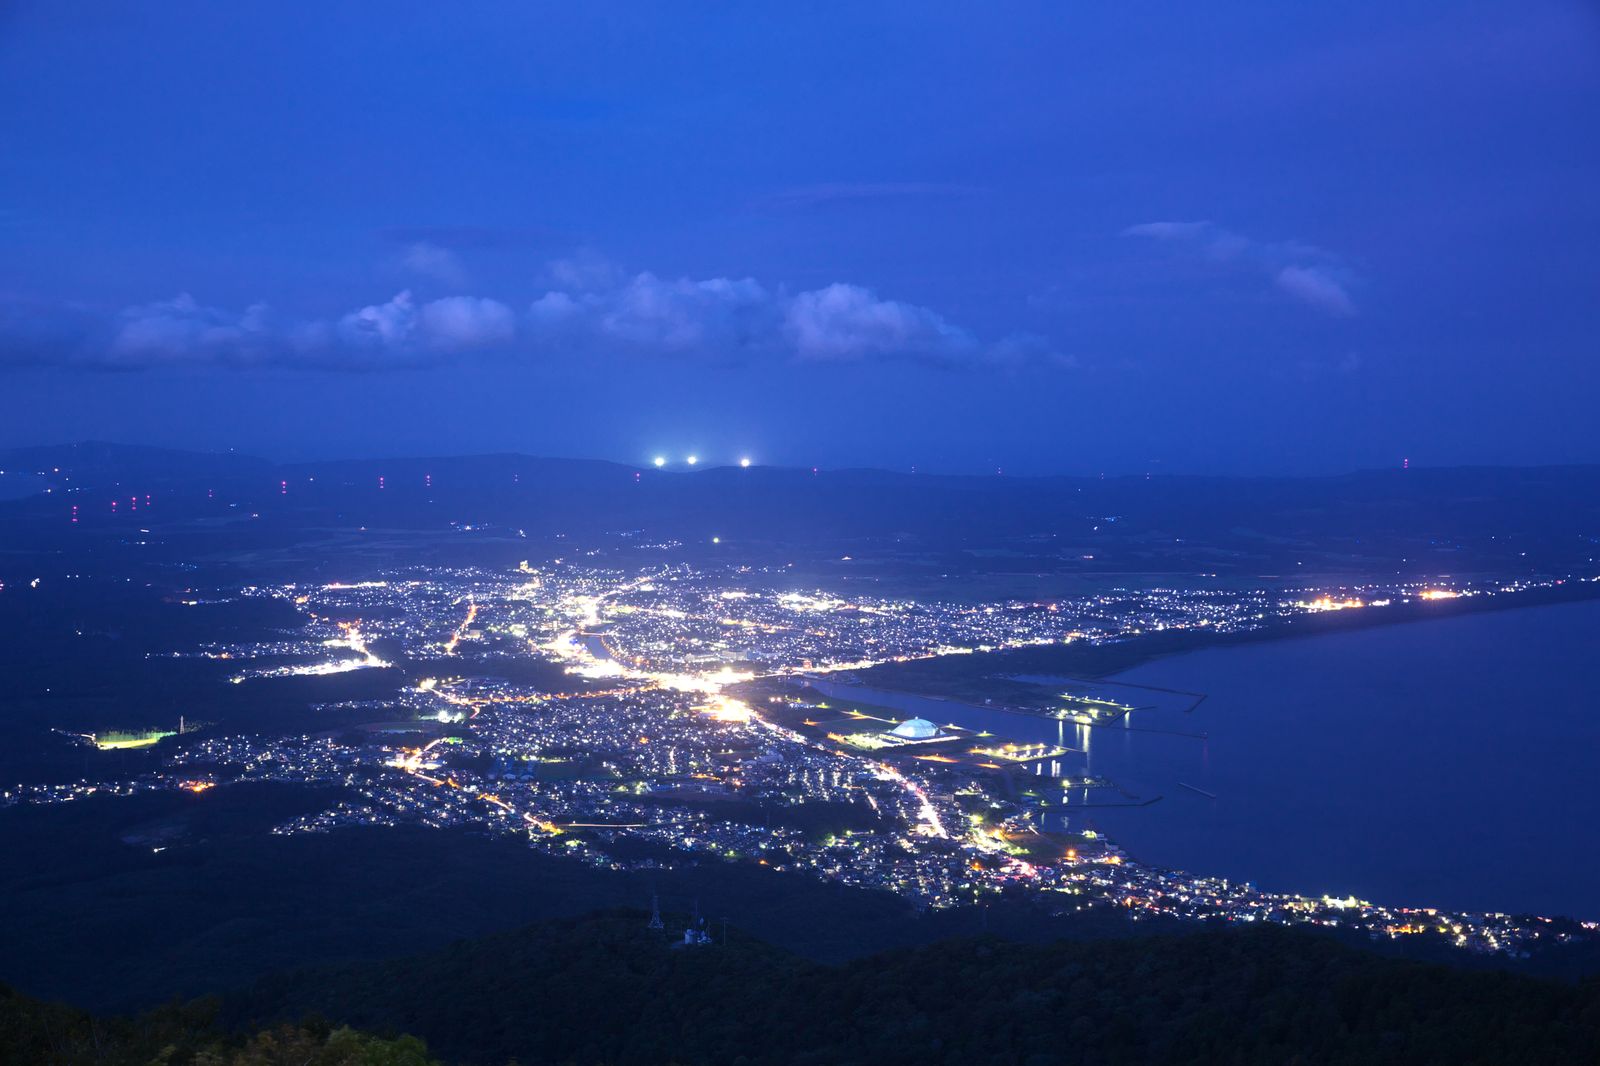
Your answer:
540,249 -> 630,295
783,283 -> 977,363
400,242 -> 469,288
335,291 -> 418,351
1274,266 -> 1355,317
109,294 -> 276,366
0,257 -> 1062,372
39,290 -> 519,370
527,262 -> 1057,369
525,271 -> 777,360
1123,220 -> 1359,315
327,291 -> 516,359
419,295 -> 517,349
599,273 -> 772,354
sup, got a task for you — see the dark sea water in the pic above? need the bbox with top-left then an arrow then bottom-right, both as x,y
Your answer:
820,599 -> 1600,920
1085,600 -> 1600,919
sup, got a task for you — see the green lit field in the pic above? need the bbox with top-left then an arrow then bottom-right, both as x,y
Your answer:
93,730 -> 176,750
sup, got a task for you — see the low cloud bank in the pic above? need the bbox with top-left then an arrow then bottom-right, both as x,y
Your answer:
0,256 -> 1063,372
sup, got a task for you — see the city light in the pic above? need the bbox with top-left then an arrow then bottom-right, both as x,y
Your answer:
653,456 -> 666,467
699,694 -> 754,723
19,551 -> 1581,960
686,455 -> 698,466
1295,596 -> 1365,612
740,457 -> 751,468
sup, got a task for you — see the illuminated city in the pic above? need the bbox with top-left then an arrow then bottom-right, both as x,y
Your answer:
10,558 -> 1594,960
3,2 -> 1599,1060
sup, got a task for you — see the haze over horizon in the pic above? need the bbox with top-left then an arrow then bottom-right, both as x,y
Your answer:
3,2 -> 1598,476
10,437 -> 1600,482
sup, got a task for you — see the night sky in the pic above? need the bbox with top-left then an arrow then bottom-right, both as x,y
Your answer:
1,2 -> 1597,475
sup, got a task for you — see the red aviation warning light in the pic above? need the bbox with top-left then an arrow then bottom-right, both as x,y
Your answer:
378,475 -> 386,490
425,473 -> 432,488
1403,457 -> 1410,469
280,479 -> 288,495
70,505 -> 78,524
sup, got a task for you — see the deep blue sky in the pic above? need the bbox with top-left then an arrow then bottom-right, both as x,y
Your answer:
1,2 -> 1597,475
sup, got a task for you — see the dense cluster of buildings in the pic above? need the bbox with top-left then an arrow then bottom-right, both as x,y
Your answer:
5,561 -> 1595,959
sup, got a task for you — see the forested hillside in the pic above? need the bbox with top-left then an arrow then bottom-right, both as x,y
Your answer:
235,912 -> 1600,1066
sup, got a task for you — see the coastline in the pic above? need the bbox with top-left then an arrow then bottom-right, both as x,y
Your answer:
857,577 -> 1600,699
1117,576 -> 1600,678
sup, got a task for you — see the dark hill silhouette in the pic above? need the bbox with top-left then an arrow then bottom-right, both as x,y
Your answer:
231,910 -> 1600,1066
5,441 -> 1600,573
6,909 -> 1598,1064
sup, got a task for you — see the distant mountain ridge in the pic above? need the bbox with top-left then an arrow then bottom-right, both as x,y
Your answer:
8,438 -> 1600,486
0,440 -> 273,487
5,440 -> 1600,575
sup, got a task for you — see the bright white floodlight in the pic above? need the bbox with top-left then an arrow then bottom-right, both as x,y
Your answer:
686,455 -> 699,466
652,456 -> 666,467
739,457 -> 751,468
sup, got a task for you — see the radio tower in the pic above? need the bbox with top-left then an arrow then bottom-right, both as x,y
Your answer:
647,892 -> 664,931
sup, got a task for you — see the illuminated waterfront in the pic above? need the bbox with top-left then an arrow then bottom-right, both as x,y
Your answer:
5,558 -> 1597,956
811,601 -> 1600,920
1088,600 -> 1600,920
